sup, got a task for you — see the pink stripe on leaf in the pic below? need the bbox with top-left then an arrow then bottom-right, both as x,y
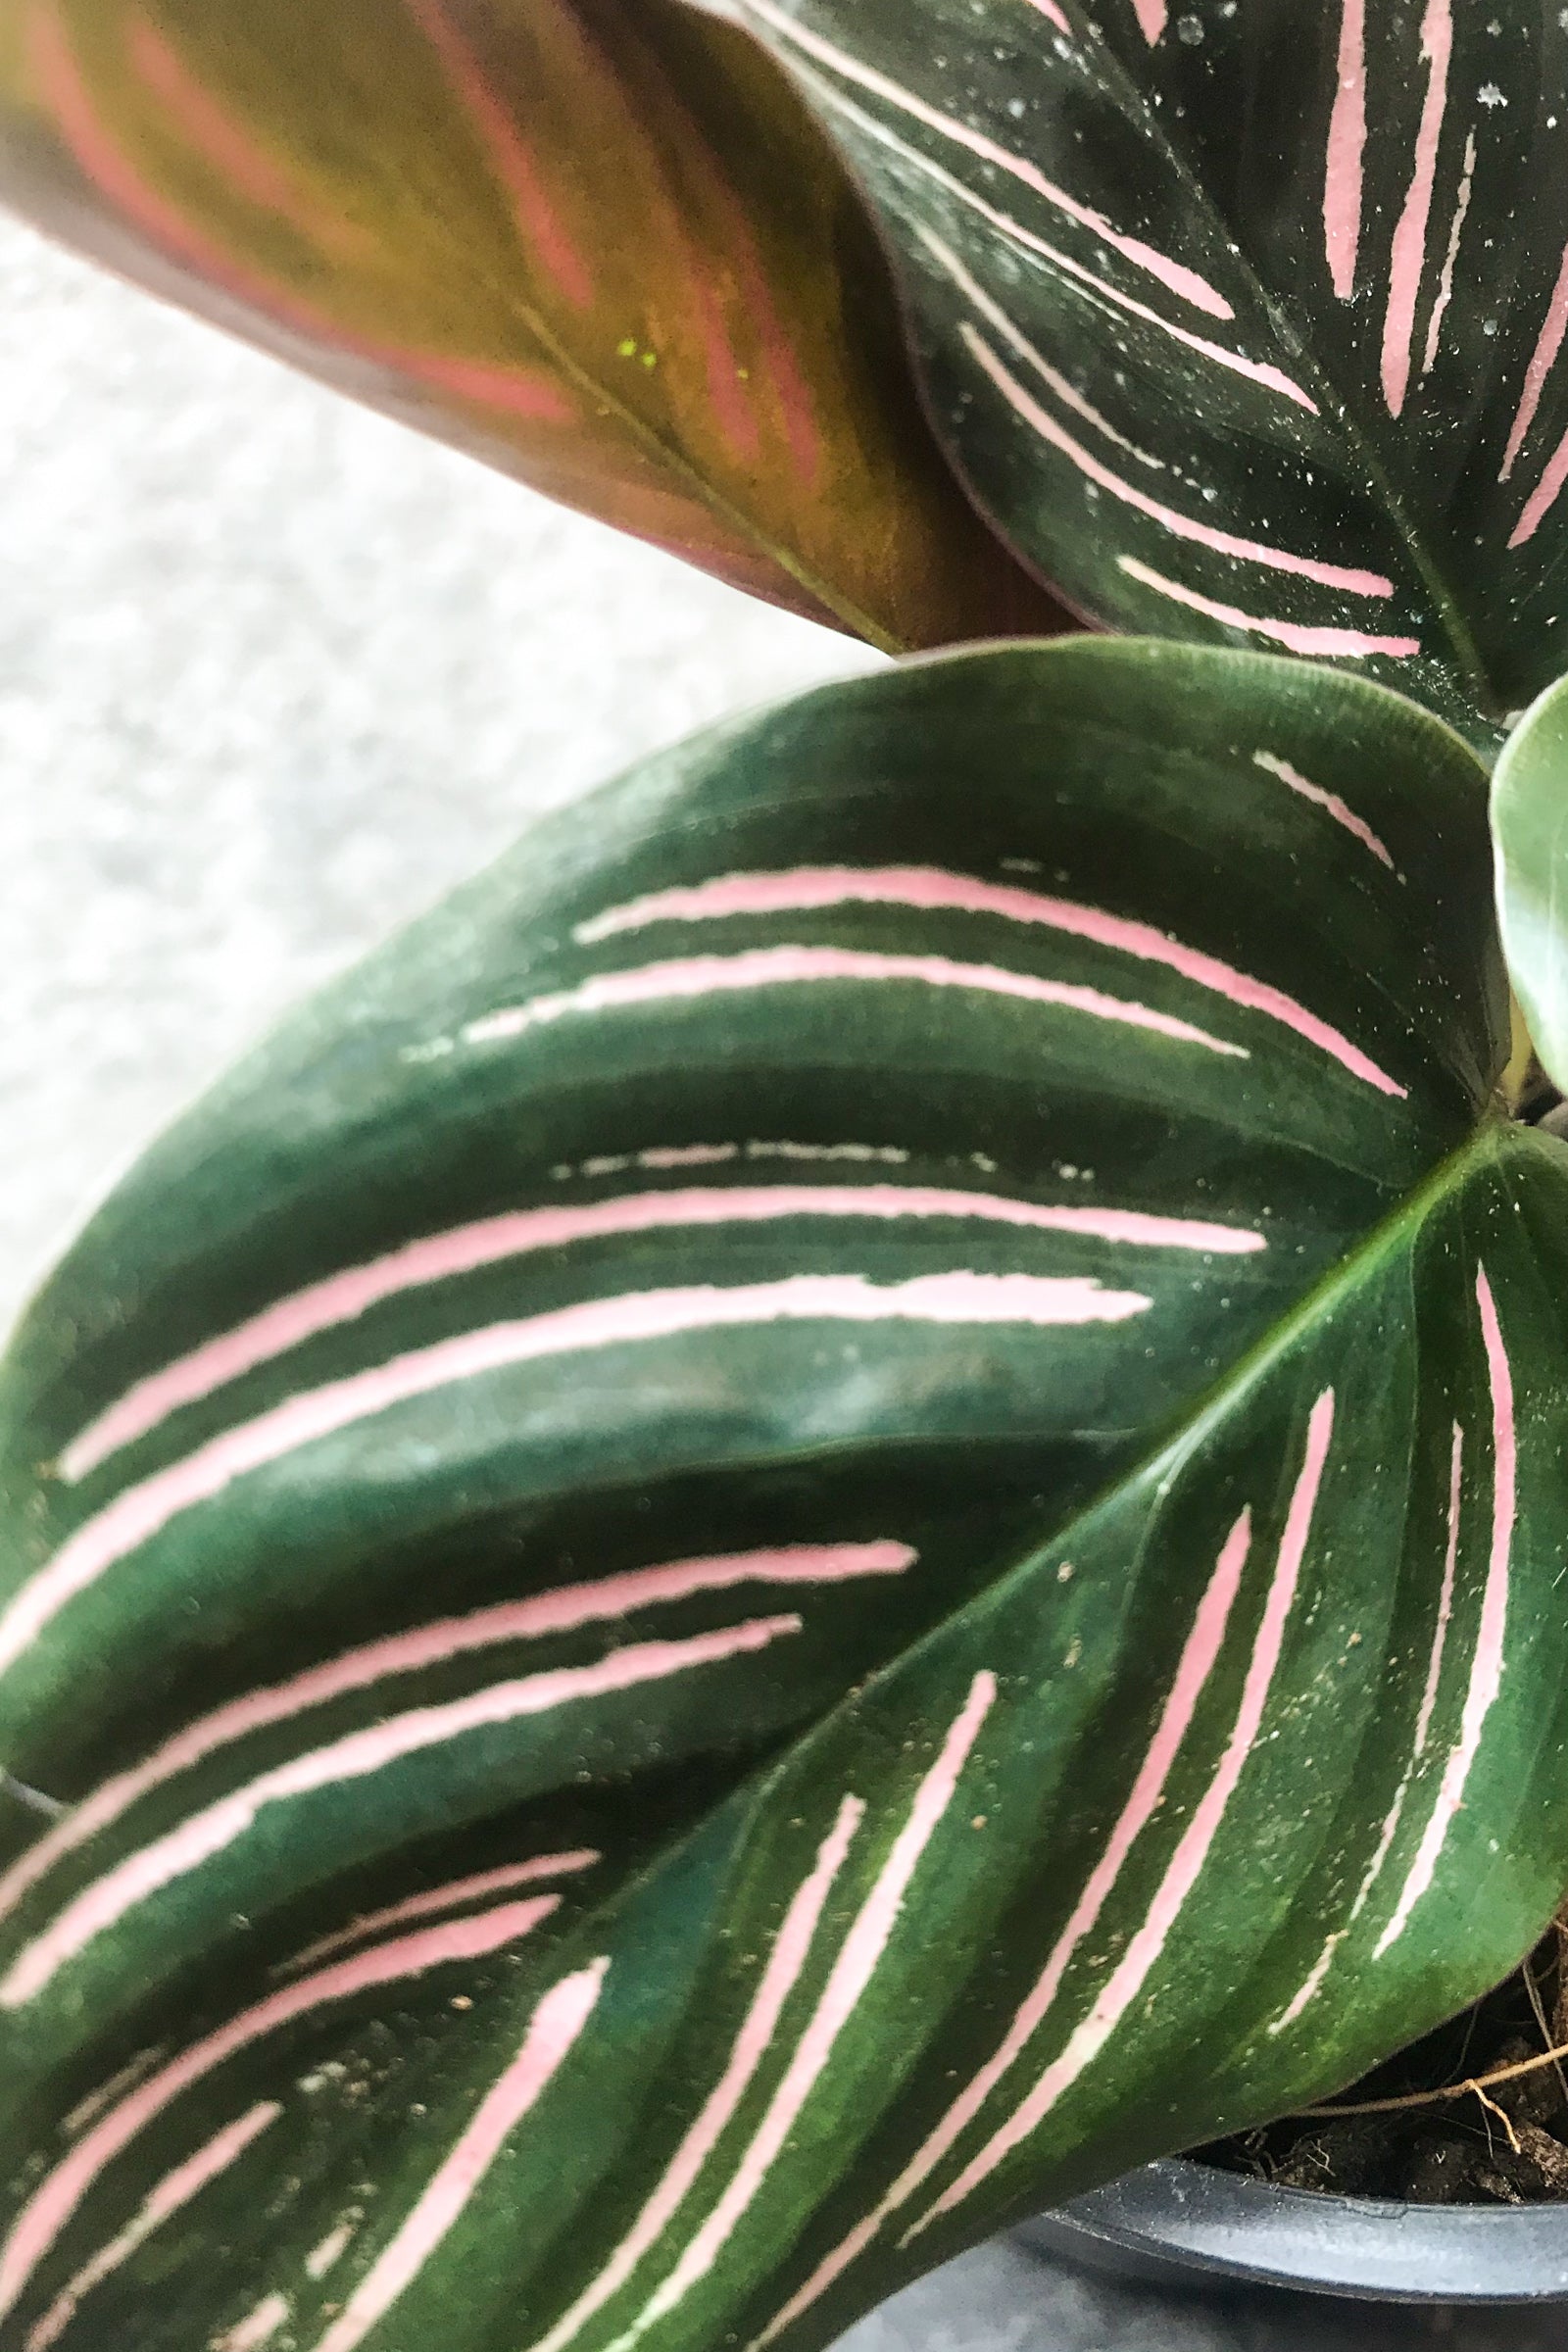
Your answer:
1374,1272 -> 1514,1956
745,0 -> 1231,318
0,1900 -> 556,2326
25,2101 -> 281,2352
576,865 -> 1402,1095
0,1546 -> 906,1932
404,0 -> 594,309
311,1960 -> 607,2352
464,943 -> 1251,1059
961,330 -> 1389,591
1251,753 -> 1395,868
0,1273 -> 1139,1684
1323,0 -> 1366,298
0,1624 -> 797,2009
1380,0 -> 1452,417
63,1183 -> 1254,1483
1119,557 -> 1420,663
285,1849 -> 601,1973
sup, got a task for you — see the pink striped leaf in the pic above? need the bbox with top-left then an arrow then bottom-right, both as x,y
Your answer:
0,0 -> 1066,650
740,0 -> 1568,740
7,641 -> 1568,2350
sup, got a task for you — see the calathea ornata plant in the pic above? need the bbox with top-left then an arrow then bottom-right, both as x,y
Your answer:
10,3 -> 1568,2350
4,641 -> 1568,2350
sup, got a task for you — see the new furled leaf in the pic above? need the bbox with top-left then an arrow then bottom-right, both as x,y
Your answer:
741,0 -> 1568,737
0,0 -> 1065,648
4,641 -> 1568,2352
1492,670 -> 1568,1092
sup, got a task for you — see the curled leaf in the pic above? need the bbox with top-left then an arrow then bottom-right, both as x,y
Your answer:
0,0 -> 1067,646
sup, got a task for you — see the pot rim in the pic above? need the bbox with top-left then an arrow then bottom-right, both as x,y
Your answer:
1016,2155 -> 1568,2303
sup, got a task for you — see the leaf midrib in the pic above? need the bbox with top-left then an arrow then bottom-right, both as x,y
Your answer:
477,287 -> 901,652
97,2 -> 907,656
498,1109 -> 1514,2023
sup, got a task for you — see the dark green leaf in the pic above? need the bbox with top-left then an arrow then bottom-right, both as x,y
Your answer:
5,641 -> 1568,2352
740,0 -> 1568,737
0,0 -> 1066,648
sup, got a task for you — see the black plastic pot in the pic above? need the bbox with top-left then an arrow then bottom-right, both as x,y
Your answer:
1017,2158 -> 1568,2303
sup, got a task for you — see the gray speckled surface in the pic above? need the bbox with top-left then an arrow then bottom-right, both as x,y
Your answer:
5,210 -> 1568,2352
0,214 -> 881,1331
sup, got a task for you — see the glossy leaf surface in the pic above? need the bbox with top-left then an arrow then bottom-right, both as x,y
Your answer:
0,0 -> 1065,648
5,643 -> 1568,2352
742,0 -> 1568,735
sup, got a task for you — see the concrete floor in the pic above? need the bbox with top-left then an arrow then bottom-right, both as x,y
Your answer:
5,212 -> 1568,2351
